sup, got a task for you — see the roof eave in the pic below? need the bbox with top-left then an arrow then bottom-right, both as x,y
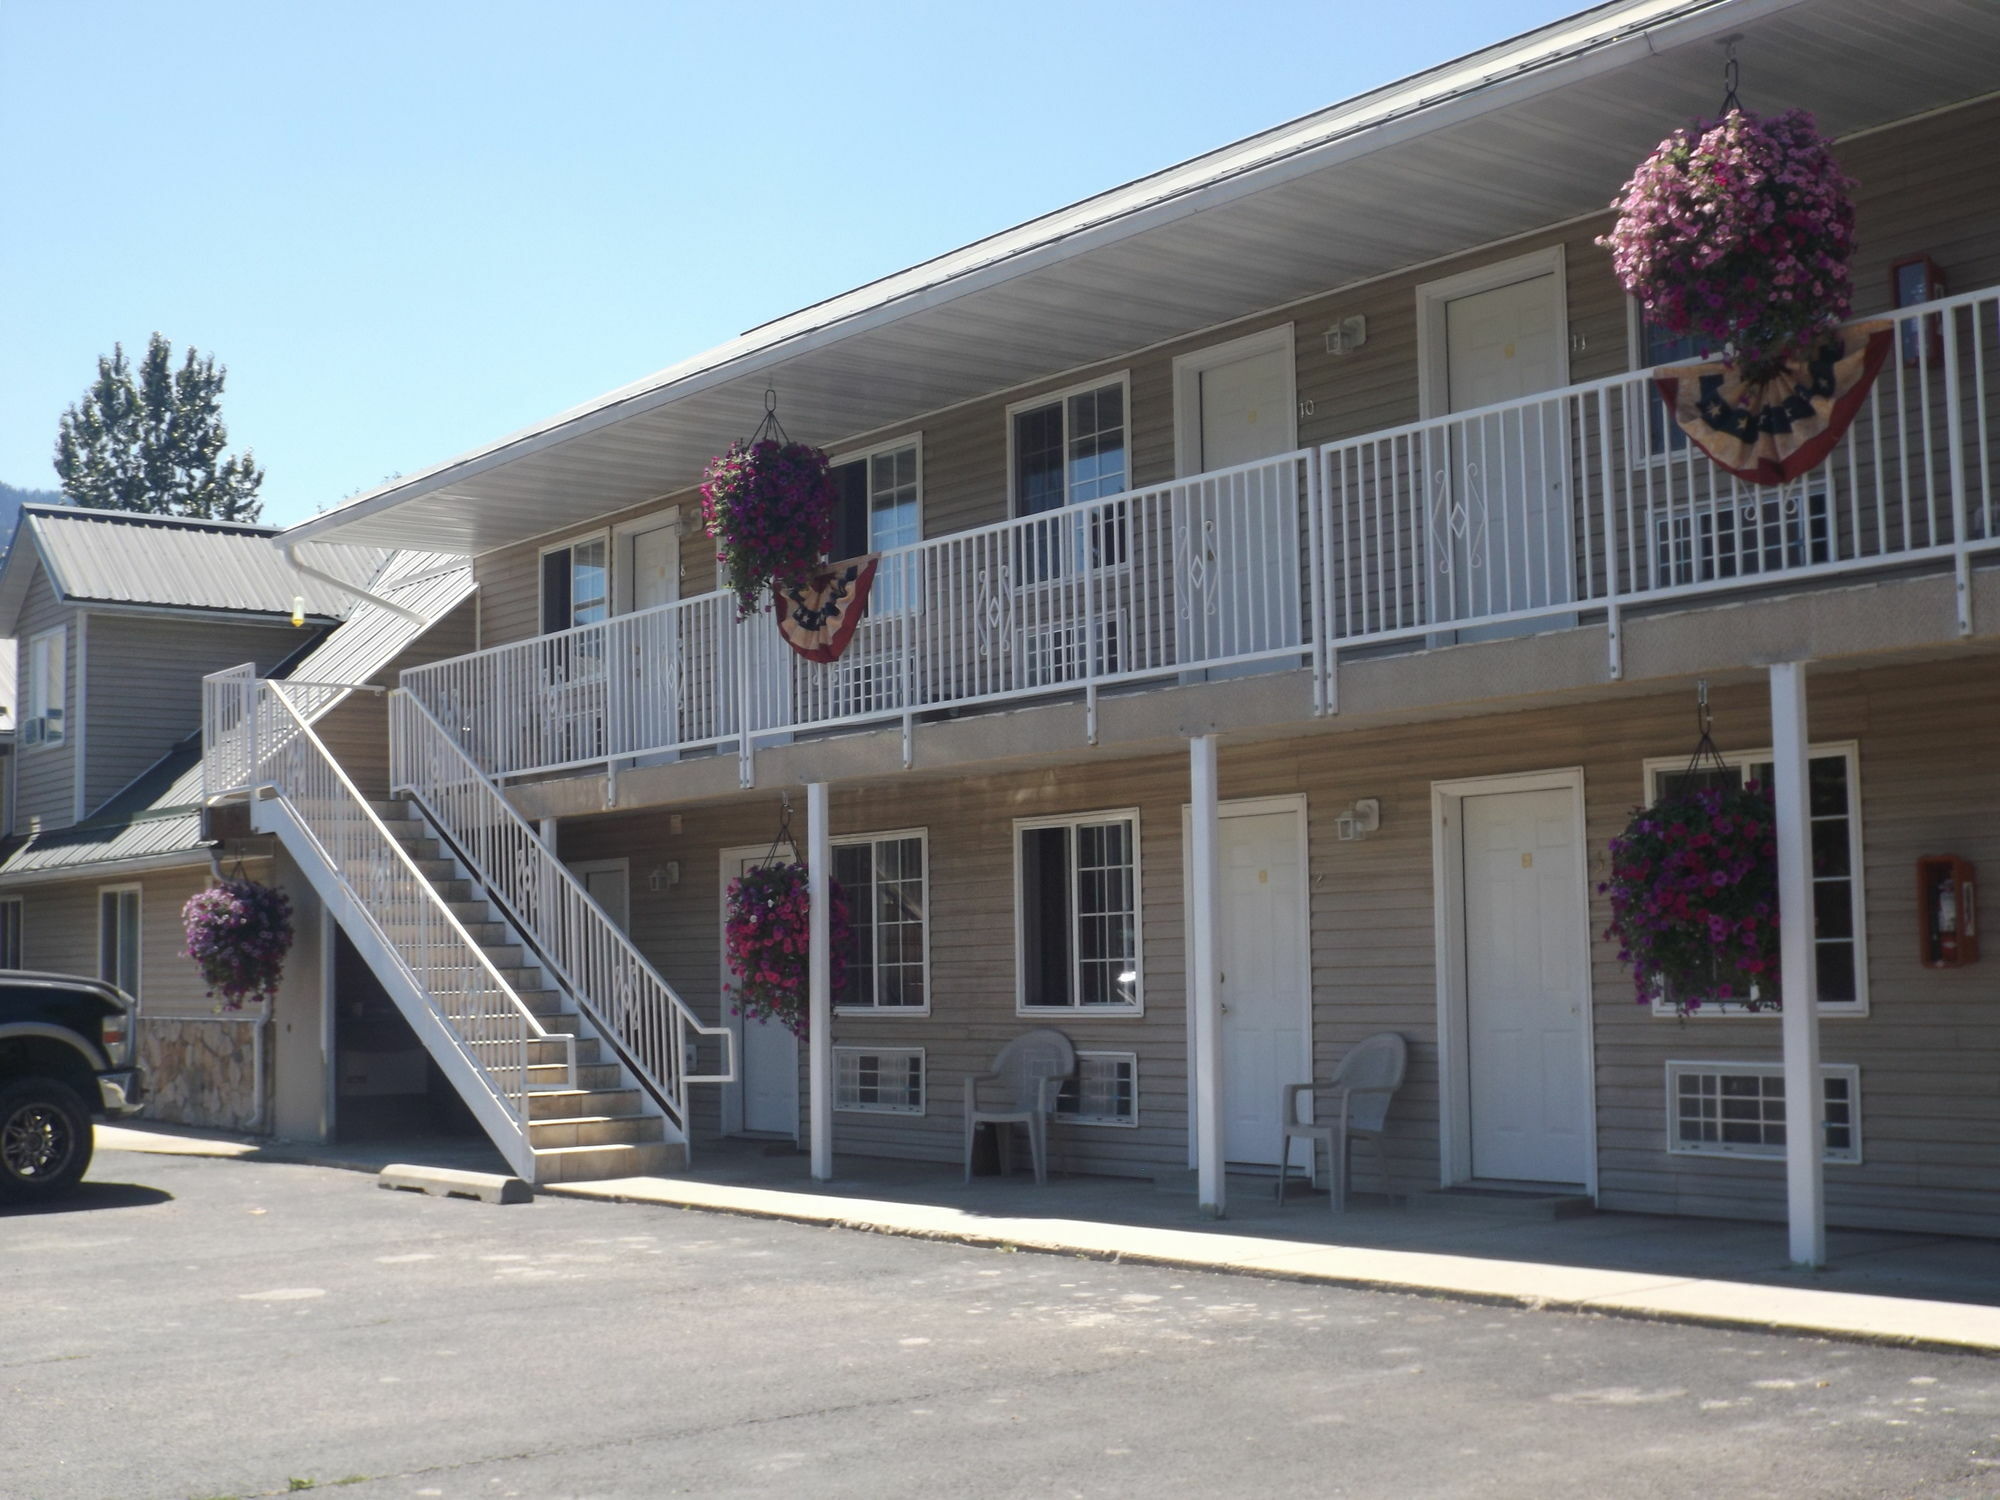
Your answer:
283,0 -> 1794,549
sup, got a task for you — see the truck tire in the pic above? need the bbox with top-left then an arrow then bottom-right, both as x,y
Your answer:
0,1078 -> 94,1202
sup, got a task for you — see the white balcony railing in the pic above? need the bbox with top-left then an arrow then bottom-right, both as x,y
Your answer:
401,286 -> 2000,784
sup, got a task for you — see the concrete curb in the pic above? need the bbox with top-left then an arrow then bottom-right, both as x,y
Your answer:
378,1163 -> 532,1203
543,1176 -> 2000,1359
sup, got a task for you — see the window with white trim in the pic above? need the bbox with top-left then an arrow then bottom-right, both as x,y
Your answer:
1643,745 -> 1866,1015
98,885 -> 140,998
833,1047 -> 924,1114
833,832 -> 927,1014
1055,1051 -> 1138,1127
1010,379 -> 1127,517
24,625 -> 66,750
0,897 -> 21,969
1666,1061 -> 1860,1163
1017,811 -> 1141,1013
829,440 -> 921,613
540,534 -> 609,633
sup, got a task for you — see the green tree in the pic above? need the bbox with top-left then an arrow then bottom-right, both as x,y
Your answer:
53,333 -> 265,521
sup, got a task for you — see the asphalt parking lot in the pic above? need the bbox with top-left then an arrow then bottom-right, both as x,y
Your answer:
7,1143 -> 2000,1500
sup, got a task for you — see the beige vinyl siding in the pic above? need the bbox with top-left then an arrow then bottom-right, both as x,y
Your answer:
83,613 -> 303,814
16,859 -> 276,1018
558,653 -> 1999,1234
14,565 -> 76,834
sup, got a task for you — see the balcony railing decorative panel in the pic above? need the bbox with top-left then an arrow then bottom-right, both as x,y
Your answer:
400,288 -> 2000,784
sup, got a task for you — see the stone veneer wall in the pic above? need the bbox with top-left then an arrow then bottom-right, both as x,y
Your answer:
139,1017 -> 267,1132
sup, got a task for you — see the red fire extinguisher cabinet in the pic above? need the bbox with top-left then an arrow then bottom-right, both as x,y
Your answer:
1916,856 -> 1978,968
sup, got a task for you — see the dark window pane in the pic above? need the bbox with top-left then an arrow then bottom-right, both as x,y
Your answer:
830,458 -> 871,562
1808,755 -> 1848,819
1013,404 -> 1066,516
541,549 -> 572,634
1021,826 -> 1073,1005
1811,819 -> 1850,879
1813,882 -> 1854,940
1815,941 -> 1857,1002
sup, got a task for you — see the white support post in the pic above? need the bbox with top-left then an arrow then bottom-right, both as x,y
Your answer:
807,781 -> 833,1182
1190,735 -> 1225,1217
1770,662 -> 1826,1268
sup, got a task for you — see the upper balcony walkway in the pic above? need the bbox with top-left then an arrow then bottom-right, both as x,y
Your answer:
402,287 -> 2000,789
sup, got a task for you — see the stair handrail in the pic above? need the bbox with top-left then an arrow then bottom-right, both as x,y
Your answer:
388,687 -> 735,1130
241,675 -> 577,1134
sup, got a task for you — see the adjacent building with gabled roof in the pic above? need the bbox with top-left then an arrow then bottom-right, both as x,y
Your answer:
0,514 -> 474,1131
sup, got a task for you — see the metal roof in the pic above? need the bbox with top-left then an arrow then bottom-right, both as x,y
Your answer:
0,505 -> 388,629
0,742 -> 209,880
0,549 -> 473,884
279,0 -> 2000,556
275,549 -> 475,702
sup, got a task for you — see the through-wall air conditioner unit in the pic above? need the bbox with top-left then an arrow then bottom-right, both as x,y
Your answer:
1021,614 -> 1124,689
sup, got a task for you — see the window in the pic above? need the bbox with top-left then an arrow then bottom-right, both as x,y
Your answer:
834,832 -> 927,1014
829,440 -> 920,572
98,885 -> 140,998
540,535 -> 610,634
1016,811 -> 1141,1013
1055,1052 -> 1138,1127
1632,312 -> 1702,461
1008,378 -> 1131,592
0,898 -> 21,969
24,626 -> 66,750
1643,745 -> 1866,1014
1666,1061 -> 1861,1163
1010,378 -> 1128,517
833,1047 -> 924,1114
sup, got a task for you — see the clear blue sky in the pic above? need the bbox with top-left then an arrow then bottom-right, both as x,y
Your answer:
2,0 -> 1584,529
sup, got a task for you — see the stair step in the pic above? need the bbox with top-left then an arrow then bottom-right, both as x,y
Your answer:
527,1114 -> 665,1149
369,799 -> 414,819
398,940 -> 527,969
385,919 -> 510,946
528,1087 -> 643,1120
536,1140 -> 686,1183
524,1035 -> 601,1067
523,1061 -> 623,1090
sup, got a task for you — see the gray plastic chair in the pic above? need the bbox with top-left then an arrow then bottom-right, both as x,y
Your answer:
1274,1032 -> 1407,1213
963,1028 -> 1076,1185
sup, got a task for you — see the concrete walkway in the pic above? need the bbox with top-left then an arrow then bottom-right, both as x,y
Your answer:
97,1125 -> 2000,1356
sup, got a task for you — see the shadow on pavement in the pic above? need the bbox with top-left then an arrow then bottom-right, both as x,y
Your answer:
1,1181 -> 175,1216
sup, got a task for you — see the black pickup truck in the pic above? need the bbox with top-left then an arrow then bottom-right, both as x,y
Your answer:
0,971 -> 146,1201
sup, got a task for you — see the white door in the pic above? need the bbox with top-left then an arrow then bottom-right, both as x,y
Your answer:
616,522 -> 681,762
1435,273 -> 1571,630
1460,788 -> 1588,1184
1214,807 -> 1310,1167
722,850 -> 800,1138
1177,335 -> 1301,674
573,861 -> 630,931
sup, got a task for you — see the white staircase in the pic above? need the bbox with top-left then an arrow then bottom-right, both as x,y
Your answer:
202,667 -> 731,1184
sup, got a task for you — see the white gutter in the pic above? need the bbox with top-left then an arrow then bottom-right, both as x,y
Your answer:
281,542 -> 427,625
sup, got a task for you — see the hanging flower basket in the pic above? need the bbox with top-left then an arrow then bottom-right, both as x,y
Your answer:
699,426 -> 837,620
1598,108 -> 1856,376
1602,781 -> 1780,1012
723,862 -> 850,1039
182,878 -> 294,1011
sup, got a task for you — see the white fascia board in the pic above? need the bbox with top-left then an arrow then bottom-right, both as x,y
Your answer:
284,0 -> 1801,549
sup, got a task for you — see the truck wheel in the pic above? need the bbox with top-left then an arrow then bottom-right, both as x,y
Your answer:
0,1079 -> 94,1202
